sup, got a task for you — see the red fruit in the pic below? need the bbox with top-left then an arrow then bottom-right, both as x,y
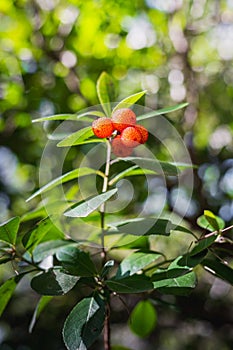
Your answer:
111,108 -> 136,132
92,117 -> 114,138
121,126 -> 142,148
112,135 -> 133,157
135,124 -> 149,144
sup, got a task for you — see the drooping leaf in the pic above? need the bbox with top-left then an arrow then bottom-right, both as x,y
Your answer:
63,296 -> 105,350
197,212 -> 225,232
32,110 -> 105,123
116,250 -> 162,278
120,157 -> 180,176
112,91 -> 146,114
31,268 -> 79,296
129,300 -> 157,338
202,258 -> 233,285
107,217 -> 192,237
97,72 -> 115,116
106,275 -> 154,293
32,240 -> 78,263
137,102 -> 189,121
26,167 -> 102,202
64,188 -> 118,218
56,246 -> 97,277
0,217 -> 20,246
29,296 -> 53,333
0,275 -> 23,317
57,126 -> 104,147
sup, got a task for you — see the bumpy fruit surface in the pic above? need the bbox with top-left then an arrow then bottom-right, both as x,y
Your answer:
111,108 -> 136,132
121,126 -> 142,148
112,135 -> 133,157
92,117 -> 114,138
135,124 -> 149,144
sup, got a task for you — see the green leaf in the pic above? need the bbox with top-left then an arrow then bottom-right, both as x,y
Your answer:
56,246 -> 97,277
97,72 -> 115,116
106,275 -> 154,293
0,217 -> 20,246
129,300 -> 157,338
0,275 -> 23,317
116,250 -> 161,277
114,235 -> 150,250
31,268 -> 79,295
197,212 -> 225,232
32,110 -> 105,123
63,296 -> 105,350
120,157 -> 180,176
137,102 -> 189,121
29,296 -> 53,333
26,167 -> 101,202
64,188 -> 118,218
109,165 -> 154,186
190,234 -> 218,256
202,258 -> 233,285
101,260 -> 114,278
108,217 -> 191,237
22,217 -> 54,253
57,126 -> 104,147
152,271 -> 197,295
112,90 -> 146,114
32,240 -> 78,263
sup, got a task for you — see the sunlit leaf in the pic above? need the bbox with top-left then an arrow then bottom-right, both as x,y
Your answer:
57,126 -> 104,147
0,275 -> 23,317
32,110 -> 105,123
97,72 -> 115,116
63,296 -> 105,350
129,300 -> 157,338
0,217 -> 20,246
112,90 -> 146,114
64,188 -> 118,218
197,212 -> 225,232
137,102 -> 189,121
152,271 -> 197,295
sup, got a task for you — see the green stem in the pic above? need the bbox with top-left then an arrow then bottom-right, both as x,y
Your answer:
100,140 -> 112,265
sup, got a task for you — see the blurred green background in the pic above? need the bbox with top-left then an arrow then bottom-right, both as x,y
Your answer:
0,0 -> 233,349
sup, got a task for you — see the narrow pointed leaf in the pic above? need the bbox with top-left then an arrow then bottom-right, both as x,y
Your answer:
97,72 -> 115,116
63,296 -> 105,350
112,91 -> 146,114
109,165 -> 154,185
202,258 -> 233,285
57,126 -> 103,147
26,167 -> 100,202
129,300 -> 157,338
0,217 -> 20,246
116,250 -> 161,278
0,275 -> 23,317
106,275 -> 154,293
64,188 -> 118,218
29,296 -> 53,333
32,111 -> 105,123
137,102 -> 188,121
190,234 -> 218,255
56,246 -> 97,277
120,157 -> 179,176
31,269 -> 79,295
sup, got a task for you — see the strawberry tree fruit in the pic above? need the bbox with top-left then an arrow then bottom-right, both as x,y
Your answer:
135,124 -> 149,144
111,135 -> 133,157
120,126 -> 142,148
92,117 -> 114,138
111,108 -> 136,132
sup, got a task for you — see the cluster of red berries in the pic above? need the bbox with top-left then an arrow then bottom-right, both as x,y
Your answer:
92,108 -> 148,157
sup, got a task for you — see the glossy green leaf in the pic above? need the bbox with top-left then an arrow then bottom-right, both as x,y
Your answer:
153,271 -> 197,295
101,260 -> 114,278
202,258 -> 233,285
97,72 -> 115,116
137,102 -> 189,121
120,157 -> 179,176
29,296 -> 53,333
116,250 -> 161,277
57,126 -> 103,147
31,268 -> 79,295
106,275 -> 154,293
0,275 -> 23,317
0,217 -> 20,246
26,167 -> 101,202
109,165 -> 154,186
32,110 -> 105,123
197,212 -> 225,232
108,217 -> 192,237
112,90 -> 146,114
56,246 -> 97,277
190,234 -> 218,256
22,217 -> 54,253
129,300 -> 157,338
113,235 -> 150,250
64,188 -> 118,218
32,240 -> 78,263
63,296 -> 105,350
